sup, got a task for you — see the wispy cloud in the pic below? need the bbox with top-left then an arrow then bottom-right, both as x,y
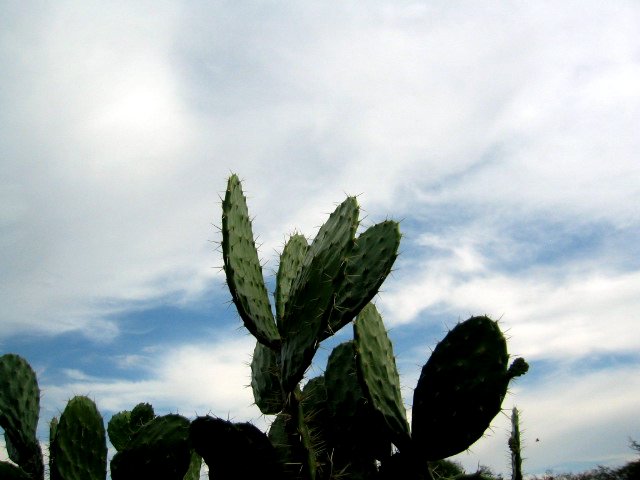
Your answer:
41,334 -> 260,422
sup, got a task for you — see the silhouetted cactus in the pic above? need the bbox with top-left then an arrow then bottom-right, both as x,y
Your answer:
509,407 -> 524,480
221,174 -> 528,479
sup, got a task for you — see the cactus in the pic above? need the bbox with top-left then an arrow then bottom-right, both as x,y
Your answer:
191,415 -> 282,479
110,413 -> 197,480
251,341 -> 284,415
108,403 -> 202,480
509,407 -> 523,480
354,304 -> 411,452
49,395 -> 107,480
219,173 -> 528,480
0,354 -> 43,480
222,174 -> 281,349
412,316 -> 528,461
280,196 -> 360,391
0,173 -> 530,480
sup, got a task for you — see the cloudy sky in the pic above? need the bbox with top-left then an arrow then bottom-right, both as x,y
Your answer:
1,1 -> 639,477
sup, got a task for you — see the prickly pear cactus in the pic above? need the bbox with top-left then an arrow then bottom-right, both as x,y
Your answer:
191,415 -> 283,480
280,196 -> 359,391
411,316 -> 529,460
219,174 -> 529,480
0,353 -> 44,480
510,407 -> 524,480
110,413 -> 196,480
221,174 -> 401,396
354,304 -> 410,451
222,174 -> 281,349
251,341 -> 284,415
49,395 -> 107,480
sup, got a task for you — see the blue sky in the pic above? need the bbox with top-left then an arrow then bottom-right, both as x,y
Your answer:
1,1 -> 640,477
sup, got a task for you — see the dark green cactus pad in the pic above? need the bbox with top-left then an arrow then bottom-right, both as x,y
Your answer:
0,354 -> 43,479
324,341 -> 391,464
107,411 -> 132,452
300,375 -> 328,432
510,407 -> 523,480
411,316 -> 527,460
0,461 -> 30,480
50,395 -> 107,480
108,402 -> 157,453
280,197 -> 359,391
49,416 -> 58,443
182,451 -> 203,480
268,412 -> 299,476
49,416 -> 58,475
130,402 -> 155,427
110,414 -> 192,480
191,416 -> 283,480
354,303 -> 411,451
251,341 -> 284,415
222,174 -> 280,349
275,233 -> 309,329
268,386 -> 322,480
324,341 -> 363,422
323,220 -> 401,340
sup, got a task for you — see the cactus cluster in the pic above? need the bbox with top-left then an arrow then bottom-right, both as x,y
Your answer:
0,354 -> 108,480
221,174 -> 529,479
0,173 -> 529,480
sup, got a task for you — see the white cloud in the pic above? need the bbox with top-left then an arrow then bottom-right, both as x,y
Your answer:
41,334 -> 262,424
382,225 -> 640,361
2,2 -> 639,342
451,364 -> 640,475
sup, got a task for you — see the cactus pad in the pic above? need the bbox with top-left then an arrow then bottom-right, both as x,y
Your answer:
251,341 -> 284,414
354,303 -> 410,451
412,316 -> 527,460
324,220 -> 400,339
280,197 -> 359,391
222,174 -> 280,349
191,416 -> 283,480
110,414 -> 192,480
50,396 -> 107,480
275,233 -> 308,329
0,354 -> 43,478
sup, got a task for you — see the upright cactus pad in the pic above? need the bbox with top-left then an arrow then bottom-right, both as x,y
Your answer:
510,407 -> 524,480
354,303 -> 411,451
324,341 -> 391,467
275,233 -> 309,329
50,396 -> 107,480
0,354 -> 43,479
107,411 -> 132,452
280,196 -> 359,391
222,174 -> 280,349
412,316 -> 528,460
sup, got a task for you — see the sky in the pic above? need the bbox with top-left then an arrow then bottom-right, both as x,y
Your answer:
1,1 -> 640,477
